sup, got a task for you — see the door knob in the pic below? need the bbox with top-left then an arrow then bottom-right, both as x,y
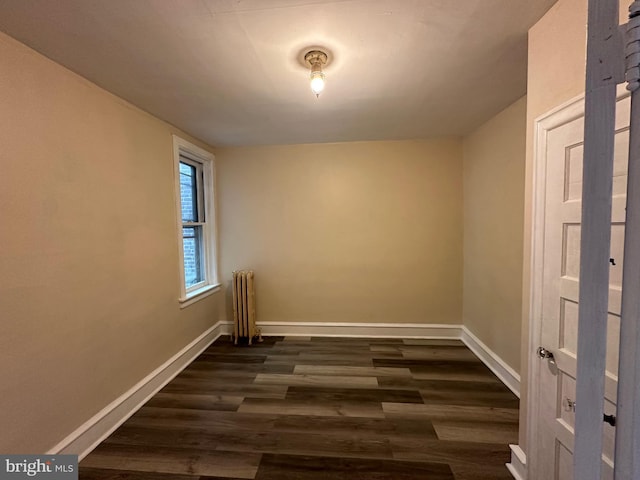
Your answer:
537,346 -> 556,365
564,397 -> 576,412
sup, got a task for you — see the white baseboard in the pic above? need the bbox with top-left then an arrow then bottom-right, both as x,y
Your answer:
460,326 -> 521,397
47,320 -> 226,460
219,320 -> 463,339
506,444 -> 527,480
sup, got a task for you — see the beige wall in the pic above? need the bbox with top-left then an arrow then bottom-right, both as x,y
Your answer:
0,32 -> 221,453
519,0 -> 588,452
519,0 -> 629,451
463,96 -> 527,373
217,140 -> 463,325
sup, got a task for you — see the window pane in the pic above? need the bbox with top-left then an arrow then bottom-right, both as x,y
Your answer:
183,226 -> 204,288
180,161 -> 198,222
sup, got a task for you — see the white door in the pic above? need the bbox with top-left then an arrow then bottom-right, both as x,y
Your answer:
534,93 -> 630,479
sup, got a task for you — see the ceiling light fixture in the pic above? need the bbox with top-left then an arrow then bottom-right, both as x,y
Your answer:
304,50 -> 328,97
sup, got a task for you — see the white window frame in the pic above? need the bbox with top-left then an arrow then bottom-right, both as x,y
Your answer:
172,135 -> 220,307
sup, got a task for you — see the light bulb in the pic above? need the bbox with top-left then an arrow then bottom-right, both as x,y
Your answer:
310,71 -> 325,96
304,50 -> 328,97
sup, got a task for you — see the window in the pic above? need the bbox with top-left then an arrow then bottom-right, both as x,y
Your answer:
180,159 -> 205,288
173,136 -> 219,306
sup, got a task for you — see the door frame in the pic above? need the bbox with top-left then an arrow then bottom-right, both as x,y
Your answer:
525,85 -> 631,479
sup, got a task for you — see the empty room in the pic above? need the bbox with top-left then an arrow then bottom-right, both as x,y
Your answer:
2,0 -> 639,479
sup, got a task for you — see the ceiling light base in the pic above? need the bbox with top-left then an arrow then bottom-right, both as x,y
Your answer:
304,50 -> 328,68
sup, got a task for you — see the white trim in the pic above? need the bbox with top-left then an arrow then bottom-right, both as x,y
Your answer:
217,320 -> 463,339
460,326 -> 521,397
172,135 -> 219,306
615,77 -> 640,476
179,283 -> 222,308
573,2 -> 621,473
526,93 -> 592,480
47,320 -> 226,460
506,444 -> 527,480
526,93 -> 588,480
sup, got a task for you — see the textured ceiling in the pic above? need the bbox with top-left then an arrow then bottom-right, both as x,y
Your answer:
0,0 -> 556,146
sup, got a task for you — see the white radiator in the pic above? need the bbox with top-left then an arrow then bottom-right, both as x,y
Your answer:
231,270 -> 261,345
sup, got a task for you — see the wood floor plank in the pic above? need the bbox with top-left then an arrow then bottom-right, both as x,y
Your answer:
369,344 -> 402,353
103,424 -> 220,450
254,453 -> 454,480
400,347 -> 480,362
285,385 -> 423,404
274,344 -> 373,353
382,402 -> 519,423
82,444 -> 261,479
271,414 -> 438,440
144,393 -> 244,412
199,478 -> 262,480
293,365 -> 412,377
238,397 -> 386,418
209,343 -> 304,356
162,373 -> 257,393
213,430 -> 392,460
186,362 -> 295,374
387,417 -> 440,440
200,346 -> 281,355
176,368 -> 259,380
373,358 -> 482,368
417,378 -> 513,394
449,463 -> 514,480
410,369 -> 501,382
79,468 -> 200,479
195,353 -> 267,364
309,337 -> 404,344
420,389 -> 519,408
161,382 -> 289,399
104,423 -> 392,460
272,414 -> 392,434
265,357 -> 375,367
382,364 -> 500,385
390,438 -> 511,467
128,407 -> 279,431
266,346 -> 405,357
402,339 -> 465,346
414,379 -> 519,408
254,373 -> 379,388
432,421 -> 519,444
378,375 -> 504,395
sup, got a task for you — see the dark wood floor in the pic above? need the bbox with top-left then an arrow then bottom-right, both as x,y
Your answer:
80,336 -> 519,480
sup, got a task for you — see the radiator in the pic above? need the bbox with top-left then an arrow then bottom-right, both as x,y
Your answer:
232,270 -> 262,345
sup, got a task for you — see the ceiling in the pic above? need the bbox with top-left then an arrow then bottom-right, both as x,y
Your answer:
0,0 -> 556,147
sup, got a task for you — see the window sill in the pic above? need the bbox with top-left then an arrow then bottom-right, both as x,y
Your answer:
179,283 -> 221,309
